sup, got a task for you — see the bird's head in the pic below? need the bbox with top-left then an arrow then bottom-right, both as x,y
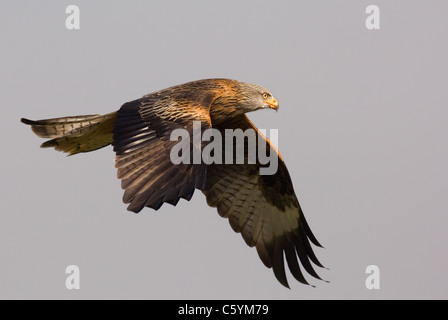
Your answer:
237,82 -> 279,113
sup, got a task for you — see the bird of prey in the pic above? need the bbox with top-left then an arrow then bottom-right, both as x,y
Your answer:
21,78 -> 325,288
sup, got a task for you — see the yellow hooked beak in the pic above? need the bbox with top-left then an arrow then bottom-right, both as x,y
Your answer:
264,97 -> 279,111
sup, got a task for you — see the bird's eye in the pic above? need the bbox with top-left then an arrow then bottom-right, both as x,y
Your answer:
262,93 -> 269,99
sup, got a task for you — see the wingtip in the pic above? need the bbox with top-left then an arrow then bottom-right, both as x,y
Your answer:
277,279 -> 291,289
276,276 -> 291,289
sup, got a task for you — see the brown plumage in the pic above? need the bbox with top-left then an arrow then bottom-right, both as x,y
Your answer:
21,78 -> 325,288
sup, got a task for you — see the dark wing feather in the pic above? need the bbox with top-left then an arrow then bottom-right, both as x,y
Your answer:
202,114 -> 324,288
113,81 -> 221,213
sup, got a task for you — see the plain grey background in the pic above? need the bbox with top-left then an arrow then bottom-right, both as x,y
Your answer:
1,1 -> 447,299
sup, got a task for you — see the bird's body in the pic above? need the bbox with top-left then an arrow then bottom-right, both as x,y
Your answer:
21,78 -> 324,288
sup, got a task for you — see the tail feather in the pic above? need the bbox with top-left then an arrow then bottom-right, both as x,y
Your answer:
21,112 -> 117,155
21,115 -> 107,138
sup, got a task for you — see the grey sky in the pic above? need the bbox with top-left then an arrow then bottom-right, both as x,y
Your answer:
1,1 -> 447,299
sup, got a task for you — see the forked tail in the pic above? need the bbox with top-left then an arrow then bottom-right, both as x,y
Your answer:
21,112 -> 117,155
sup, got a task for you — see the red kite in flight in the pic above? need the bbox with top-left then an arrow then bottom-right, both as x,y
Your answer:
21,79 -> 325,288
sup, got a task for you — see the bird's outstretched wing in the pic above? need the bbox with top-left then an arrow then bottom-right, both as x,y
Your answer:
113,83 -> 219,213
202,114 -> 325,288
